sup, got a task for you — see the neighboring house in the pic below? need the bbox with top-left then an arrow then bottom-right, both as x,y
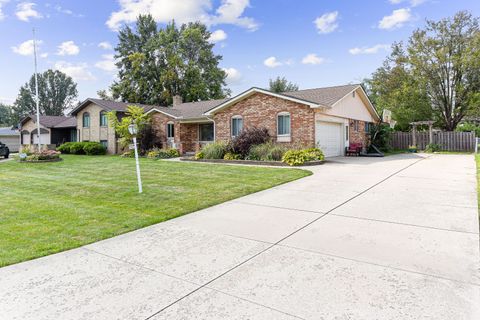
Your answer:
64,83 -> 380,157
0,127 -> 20,152
19,115 -> 77,148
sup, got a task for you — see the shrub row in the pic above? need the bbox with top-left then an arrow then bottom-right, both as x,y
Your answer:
57,142 -> 106,155
193,126 -> 325,166
196,141 -> 324,166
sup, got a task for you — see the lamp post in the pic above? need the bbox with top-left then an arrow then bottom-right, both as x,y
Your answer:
128,123 -> 143,193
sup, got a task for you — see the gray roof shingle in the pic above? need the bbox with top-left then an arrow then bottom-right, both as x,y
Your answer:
283,84 -> 360,107
172,98 -> 228,119
72,98 -> 182,118
74,84 -> 365,121
0,127 -> 19,136
21,115 -> 76,128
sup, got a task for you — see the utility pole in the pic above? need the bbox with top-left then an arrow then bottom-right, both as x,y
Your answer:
33,28 -> 41,150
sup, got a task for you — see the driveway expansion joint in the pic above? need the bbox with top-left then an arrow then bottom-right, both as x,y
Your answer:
330,213 -> 480,235
144,155 -> 432,319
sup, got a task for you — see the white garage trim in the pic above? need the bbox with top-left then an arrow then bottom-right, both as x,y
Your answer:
315,121 -> 345,157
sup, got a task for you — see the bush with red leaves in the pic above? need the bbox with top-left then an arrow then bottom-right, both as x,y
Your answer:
231,127 -> 271,157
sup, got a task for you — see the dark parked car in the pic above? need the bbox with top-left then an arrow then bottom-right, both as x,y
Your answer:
0,142 -> 10,158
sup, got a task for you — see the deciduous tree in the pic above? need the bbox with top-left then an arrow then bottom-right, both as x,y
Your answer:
268,77 -> 299,93
111,15 -> 229,106
12,69 -> 78,123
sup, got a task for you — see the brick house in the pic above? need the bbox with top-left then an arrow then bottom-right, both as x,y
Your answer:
62,84 -> 380,157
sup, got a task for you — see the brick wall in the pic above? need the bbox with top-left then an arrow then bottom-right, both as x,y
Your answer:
178,123 -> 199,153
349,119 -> 368,148
213,92 -> 316,146
151,112 -> 176,147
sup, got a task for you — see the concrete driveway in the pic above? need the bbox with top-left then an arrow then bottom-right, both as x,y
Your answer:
1,153 -> 479,319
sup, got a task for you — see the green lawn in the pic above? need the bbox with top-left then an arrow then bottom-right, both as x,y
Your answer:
0,155 -> 310,267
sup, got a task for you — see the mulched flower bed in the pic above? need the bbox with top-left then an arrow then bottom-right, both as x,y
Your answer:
180,157 -> 324,166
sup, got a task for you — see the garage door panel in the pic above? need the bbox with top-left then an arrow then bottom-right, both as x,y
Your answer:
316,121 -> 343,157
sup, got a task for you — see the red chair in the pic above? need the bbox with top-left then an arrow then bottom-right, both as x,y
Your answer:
346,143 -> 362,156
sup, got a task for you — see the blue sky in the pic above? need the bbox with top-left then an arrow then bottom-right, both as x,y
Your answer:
0,0 -> 479,105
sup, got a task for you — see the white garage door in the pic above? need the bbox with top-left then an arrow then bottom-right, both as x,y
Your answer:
33,133 -> 50,145
315,121 -> 343,157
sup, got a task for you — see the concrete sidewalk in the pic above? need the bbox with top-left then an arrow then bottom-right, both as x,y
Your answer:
1,153 -> 479,319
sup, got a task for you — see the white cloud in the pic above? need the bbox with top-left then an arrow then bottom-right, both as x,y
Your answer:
301,53 -> 325,65
98,41 -> 113,50
54,61 -> 95,81
314,11 -> 339,34
264,56 -> 282,68
40,52 -> 48,58
0,0 -> 9,21
16,2 -> 42,22
95,54 -> 117,73
11,39 -> 42,56
349,44 -> 390,55
222,67 -> 241,84
379,8 -> 412,30
57,41 -> 80,56
389,0 -> 426,7
106,0 -> 257,31
209,29 -> 227,43
211,0 -> 258,31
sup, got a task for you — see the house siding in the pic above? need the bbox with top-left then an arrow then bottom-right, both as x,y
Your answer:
76,103 -> 117,154
213,92 -> 316,146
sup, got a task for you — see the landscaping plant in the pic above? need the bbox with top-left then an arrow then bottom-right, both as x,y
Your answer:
224,152 -> 242,160
282,148 -> 324,166
248,142 -> 288,161
57,141 -> 106,155
231,127 -> 270,157
425,143 -> 441,153
201,142 -> 229,159
19,150 -> 61,162
147,148 -> 180,159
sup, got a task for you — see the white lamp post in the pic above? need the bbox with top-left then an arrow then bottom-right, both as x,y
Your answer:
128,123 -> 143,193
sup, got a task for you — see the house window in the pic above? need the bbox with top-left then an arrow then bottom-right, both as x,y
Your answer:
365,122 -> 371,133
352,91 -> 356,98
167,122 -> 175,138
83,112 -> 90,128
199,123 -> 214,141
100,111 -> 108,127
277,112 -> 291,136
346,126 -> 349,140
100,140 -> 108,148
231,116 -> 243,137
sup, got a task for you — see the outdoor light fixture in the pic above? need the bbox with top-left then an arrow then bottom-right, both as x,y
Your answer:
128,123 -> 143,193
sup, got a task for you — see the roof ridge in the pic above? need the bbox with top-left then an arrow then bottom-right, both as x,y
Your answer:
285,83 -> 360,94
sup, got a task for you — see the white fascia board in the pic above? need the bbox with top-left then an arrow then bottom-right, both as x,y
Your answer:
144,108 -> 180,119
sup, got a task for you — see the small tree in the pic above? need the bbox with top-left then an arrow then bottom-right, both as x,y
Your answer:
108,105 -> 151,153
268,77 -> 299,93
370,123 -> 393,152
